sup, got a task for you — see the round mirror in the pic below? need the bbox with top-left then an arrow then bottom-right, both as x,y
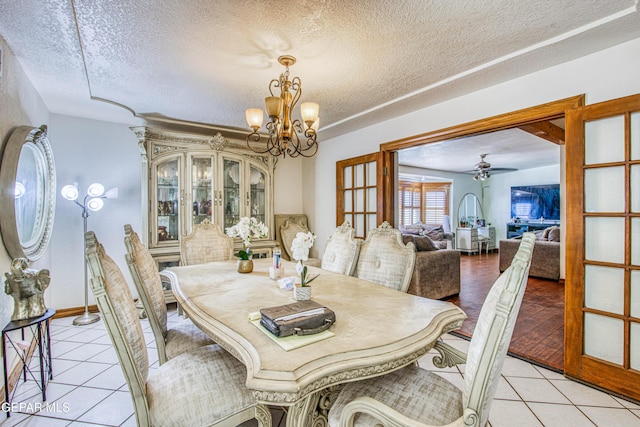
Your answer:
0,125 -> 56,261
457,192 -> 483,228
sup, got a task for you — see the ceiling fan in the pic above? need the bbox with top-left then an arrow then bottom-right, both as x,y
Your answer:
470,154 -> 517,181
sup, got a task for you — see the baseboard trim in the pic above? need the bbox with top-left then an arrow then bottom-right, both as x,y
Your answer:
53,305 -> 99,319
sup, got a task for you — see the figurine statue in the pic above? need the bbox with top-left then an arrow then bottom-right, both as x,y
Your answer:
4,258 -> 50,321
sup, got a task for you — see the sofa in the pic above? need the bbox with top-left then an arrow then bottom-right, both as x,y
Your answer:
402,234 -> 461,300
399,223 -> 454,249
499,226 -> 560,280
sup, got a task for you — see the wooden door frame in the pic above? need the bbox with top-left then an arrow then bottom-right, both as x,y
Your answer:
379,95 -> 585,225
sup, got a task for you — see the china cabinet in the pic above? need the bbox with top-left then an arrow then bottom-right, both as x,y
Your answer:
131,126 -> 278,275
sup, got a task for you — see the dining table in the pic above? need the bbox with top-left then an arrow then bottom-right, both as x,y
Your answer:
163,258 -> 466,427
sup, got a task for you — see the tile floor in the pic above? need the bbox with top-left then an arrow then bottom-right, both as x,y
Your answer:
2,308 -> 639,426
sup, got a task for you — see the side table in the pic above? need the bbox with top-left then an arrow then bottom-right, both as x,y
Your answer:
2,308 -> 55,417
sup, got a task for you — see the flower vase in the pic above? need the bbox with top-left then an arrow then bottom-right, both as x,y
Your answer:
237,259 -> 254,274
294,285 -> 312,301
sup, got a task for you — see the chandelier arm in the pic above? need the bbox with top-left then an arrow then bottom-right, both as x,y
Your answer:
288,120 -> 318,158
289,76 -> 302,110
268,77 -> 281,97
246,131 -> 271,155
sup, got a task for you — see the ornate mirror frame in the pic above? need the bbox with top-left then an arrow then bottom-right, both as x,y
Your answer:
0,125 -> 56,260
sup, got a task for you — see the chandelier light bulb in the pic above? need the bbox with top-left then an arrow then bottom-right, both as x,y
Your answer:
87,197 -> 104,212
300,102 -> 319,126
311,117 -> 320,132
61,184 -> 79,201
245,108 -> 264,131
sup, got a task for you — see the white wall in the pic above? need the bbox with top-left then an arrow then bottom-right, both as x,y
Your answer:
0,37 -> 50,328
274,156 -> 304,215
311,37 -> 640,258
49,114 -> 142,308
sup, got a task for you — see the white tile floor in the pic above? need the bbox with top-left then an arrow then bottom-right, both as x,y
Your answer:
2,308 -> 639,426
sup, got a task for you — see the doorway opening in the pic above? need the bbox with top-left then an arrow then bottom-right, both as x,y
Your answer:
379,95 -> 584,371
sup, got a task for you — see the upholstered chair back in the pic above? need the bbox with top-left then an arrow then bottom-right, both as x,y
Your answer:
85,231 -> 151,426
280,217 -> 310,260
124,224 -> 168,337
321,221 -> 361,275
180,218 -> 234,265
463,232 -> 535,427
280,216 -> 322,266
353,221 -> 416,292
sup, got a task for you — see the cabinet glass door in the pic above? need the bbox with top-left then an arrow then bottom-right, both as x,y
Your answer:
156,158 -> 180,243
249,165 -> 266,225
223,158 -> 241,229
191,156 -> 214,227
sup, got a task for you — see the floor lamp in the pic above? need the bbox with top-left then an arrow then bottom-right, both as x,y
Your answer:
61,182 -> 118,326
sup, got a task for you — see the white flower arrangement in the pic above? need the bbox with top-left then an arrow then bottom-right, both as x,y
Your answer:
290,231 -> 316,261
225,217 -> 268,259
291,231 -> 319,287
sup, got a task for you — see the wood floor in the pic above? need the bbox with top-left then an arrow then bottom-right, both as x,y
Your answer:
447,251 -> 565,372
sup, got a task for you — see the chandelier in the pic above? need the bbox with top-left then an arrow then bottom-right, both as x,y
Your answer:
245,55 -> 319,158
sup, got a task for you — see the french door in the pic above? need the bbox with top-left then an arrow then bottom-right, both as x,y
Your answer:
565,93 -> 640,400
336,152 -> 384,238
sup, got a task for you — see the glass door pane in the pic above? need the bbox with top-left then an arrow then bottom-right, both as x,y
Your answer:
336,153 -> 380,239
223,158 -> 241,230
191,156 -> 214,226
156,158 -> 180,243
249,165 -> 266,225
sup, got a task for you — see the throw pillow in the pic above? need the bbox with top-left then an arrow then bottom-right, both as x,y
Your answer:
414,235 -> 440,251
547,226 -> 560,242
402,234 -> 416,248
400,224 -> 423,235
421,225 -> 444,241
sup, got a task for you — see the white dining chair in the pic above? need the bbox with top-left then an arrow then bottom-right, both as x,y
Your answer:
180,218 -> 234,265
321,221 -> 361,275
352,221 -> 416,292
328,232 -> 536,427
86,231 -> 271,427
124,224 -> 214,364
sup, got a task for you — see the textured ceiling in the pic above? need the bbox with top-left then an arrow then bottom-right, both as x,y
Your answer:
398,127 -> 561,175
0,0 -> 639,165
